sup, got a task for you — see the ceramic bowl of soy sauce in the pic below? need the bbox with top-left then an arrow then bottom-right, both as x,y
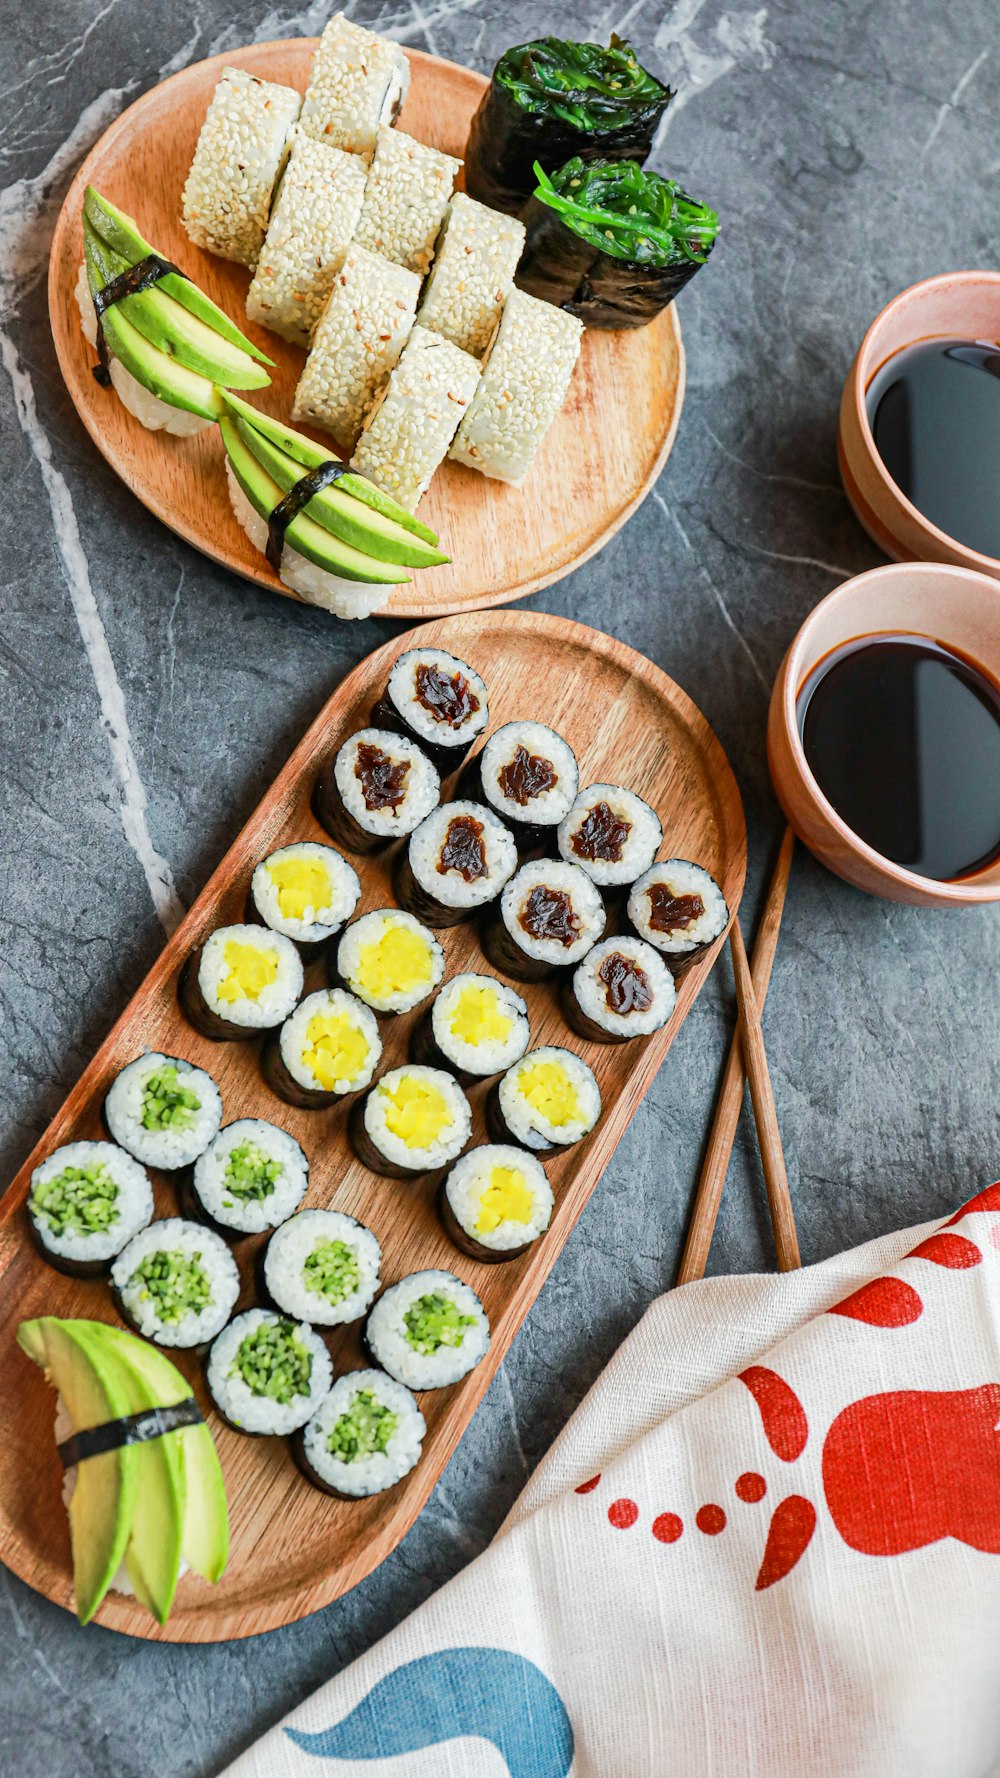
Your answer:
767,561 -> 1000,907
839,270 -> 1000,577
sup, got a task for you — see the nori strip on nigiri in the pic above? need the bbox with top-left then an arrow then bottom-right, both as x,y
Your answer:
464,35 -> 672,216
516,157 -> 719,329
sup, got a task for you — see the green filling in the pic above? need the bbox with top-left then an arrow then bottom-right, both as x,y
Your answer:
140,1065 -> 201,1132
231,1320 -> 312,1404
303,1238 -> 361,1306
533,157 -> 719,266
31,1163 -> 119,1238
132,1249 -> 212,1324
496,35 -> 668,131
222,1142 -> 282,1204
326,1389 -> 398,1462
403,1292 -> 475,1356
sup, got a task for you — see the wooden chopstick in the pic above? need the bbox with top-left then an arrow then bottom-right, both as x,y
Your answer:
729,917 -> 800,1271
677,826 -> 797,1284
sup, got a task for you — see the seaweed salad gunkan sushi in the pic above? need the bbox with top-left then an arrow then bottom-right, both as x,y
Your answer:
465,35 -> 672,216
517,157 -> 719,328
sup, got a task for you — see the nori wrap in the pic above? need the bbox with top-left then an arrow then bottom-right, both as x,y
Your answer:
465,34 -> 672,216
517,157 -> 719,329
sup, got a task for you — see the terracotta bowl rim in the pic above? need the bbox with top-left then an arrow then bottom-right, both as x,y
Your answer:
848,269 -> 1000,576
779,559 -> 1000,906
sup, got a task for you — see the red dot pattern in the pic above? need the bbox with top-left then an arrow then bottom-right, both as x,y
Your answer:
651,1512 -> 684,1544
575,1474 -> 601,1494
607,1497 -> 639,1530
696,1504 -> 727,1536
735,1471 -> 767,1504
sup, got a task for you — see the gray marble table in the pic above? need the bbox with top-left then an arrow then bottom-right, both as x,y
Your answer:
2,2 -> 998,1772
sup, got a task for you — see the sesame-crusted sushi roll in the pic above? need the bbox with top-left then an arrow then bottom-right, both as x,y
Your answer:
482,858 -> 605,981
350,1064 -> 472,1179
557,783 -> 662,894
262,987 -> 382,1109
295,1369 -> 425,1497
417,193 -> 526,360
261,1209 -> 381,1327
249,841 -> 361,949
293,247 -> 420,453
334,908 -> 445,1017
104,1054 -> 222,1170
563,935 -> 677,1045
27,1141 -> 154,1278
439,1145 -> 553,1263
354,128 -> 460,276
245,129 -> 367,347
394,801 -> 518,928
313,727 -> 440,856
487,1046 -> 601,1154
450,287 -> 583,485
181,66 -> 302,267
179,924 -> 303,1041
206,1309 -> 333,1436
410,972 -> 529,1082
460,720 -> 579,853
371,646 -> 489,776
111,1219 -> 240,1349
185,1119 -> 309,1237
366,1270 -> 489,1390
300,12 -> 409,159
627,859 -> 729,976
351,326 -> 480,512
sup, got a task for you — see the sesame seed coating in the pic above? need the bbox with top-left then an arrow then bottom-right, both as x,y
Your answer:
181,66 -> 301,268
417,193 -> 526,359
245,128 -> 367,347
353,128 -> 460,277
351,324 -> 480,511
300,12 -> 409,159
449,287 -> 583,486
292,246 -> 421,452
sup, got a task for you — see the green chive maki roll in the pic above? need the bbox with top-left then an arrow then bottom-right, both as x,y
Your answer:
27,1141 -> 154,1277
104,1054 -> 222,1170
184,1119 -> 309,1237
295,1369 -> 425,1498
518,157 -> 719,328
365,1270 -> 490,1390
260,1209 -> 381,1327
206,1309 -> 332,1436
111,1219 -> 240,1349
465,35 -> 672,216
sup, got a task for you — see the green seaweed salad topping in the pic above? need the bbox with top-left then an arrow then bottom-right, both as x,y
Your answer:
32,1162 -> 119,1237
141,1064 -> 201,1132
232,1319 -> 312,1403
223,1141 -> 282,1203
533,157 -> 719,266
403,1292 -> 475,1355
304,1237 -> 361,1305
327,1389 -> 398,1462
133,1249 -> 211,1323
497,35 -> 669,131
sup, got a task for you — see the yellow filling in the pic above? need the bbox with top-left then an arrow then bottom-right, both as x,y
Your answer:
354,925 -> 433,1001
517,1060 -> 583,1128
475,1165 -> 534,1234
302,1012 -> 369,1090
381,1076 -> 453,1149
268,855 -> 331,922
449,983 -> 512,1049
217,938 -> 279,1004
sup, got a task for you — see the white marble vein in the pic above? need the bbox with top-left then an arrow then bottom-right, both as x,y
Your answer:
652,0 -> 774,147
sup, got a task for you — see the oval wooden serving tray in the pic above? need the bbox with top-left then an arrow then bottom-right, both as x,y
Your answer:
48,41 -> 685,620
0,611 -> 744,1641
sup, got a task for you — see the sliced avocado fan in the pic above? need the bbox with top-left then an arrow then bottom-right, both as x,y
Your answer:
83,221 -> 225,422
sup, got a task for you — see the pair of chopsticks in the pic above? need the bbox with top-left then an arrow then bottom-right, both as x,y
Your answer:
677,826 -> 800,1284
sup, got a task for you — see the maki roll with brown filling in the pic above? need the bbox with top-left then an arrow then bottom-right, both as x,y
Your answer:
627,858 -> 729,975
486,1046 -> 601,1154
371,646 -> 489,776
481,858 -> 605,981
465,35 -> 672,216
562,935 -> 676,1044
518,157 -> 719,328
395,801 -> 517,928
313,727 -> 440,855
557,782 -> 661,895
459,721 -> 579,853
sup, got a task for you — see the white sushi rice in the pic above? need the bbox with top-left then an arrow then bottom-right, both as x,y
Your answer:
558,783 -> 663,887
500,859 -> 605,968
105,1053 -> 222,1170
333,728 -> 440,839
181,66 -> 302,267
111,1218 -> 239,1348
350,325 -> 481,512
337,909 -> 444,1014
292,246 -> 420,453
245,129 -> 367,347
407,801 -> 517,912
250,841 -> 361,944
450,286 -> 583,486
353,127 -> 459,276
417,193 -> 526,360
361,1066 -> 471,1172
627,859 -> 729,960
476,721 -> 579,828
192,1119 -> 309,1235
498,1046 -> 601,1149
264,1209 -> 381,1326
277,988 -> 382,1096
196,923 -> 303,1031
207,1308 -> 333,1435
300,1368 -> 424,1496
571,936 -> 677,1040
443,1145 -> 552,1253
366,1269 -> 489,1391
226,463 -> 395,621
300,13 -> 409,159
28,1140 -> 153,1267
430,973 -> 529,1076
385,647 -> 489,752
75,263 -> 210,436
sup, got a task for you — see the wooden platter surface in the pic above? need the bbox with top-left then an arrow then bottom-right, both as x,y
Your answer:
0,610 -> 745,1640
48,41 -> 685,620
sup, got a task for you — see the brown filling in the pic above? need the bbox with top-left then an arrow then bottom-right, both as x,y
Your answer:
414,661 -> 479,729
518,884 -> 581,946
598,951 -> 653,1015
355,741 -> 409,812
571,800 -> 631,863
438,814 -> 488,880
497,744 -> 557,807
648,885 -> 705,935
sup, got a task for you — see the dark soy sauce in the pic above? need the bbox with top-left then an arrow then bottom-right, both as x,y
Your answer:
866,338 -> 1000,557
798,635 -> 1000,881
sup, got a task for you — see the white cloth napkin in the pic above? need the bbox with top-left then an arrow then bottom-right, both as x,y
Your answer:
221,1183 -> 1000,1778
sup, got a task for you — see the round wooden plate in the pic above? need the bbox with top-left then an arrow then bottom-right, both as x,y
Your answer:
48,41 -> 685,619
0,610 -> 743,1641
